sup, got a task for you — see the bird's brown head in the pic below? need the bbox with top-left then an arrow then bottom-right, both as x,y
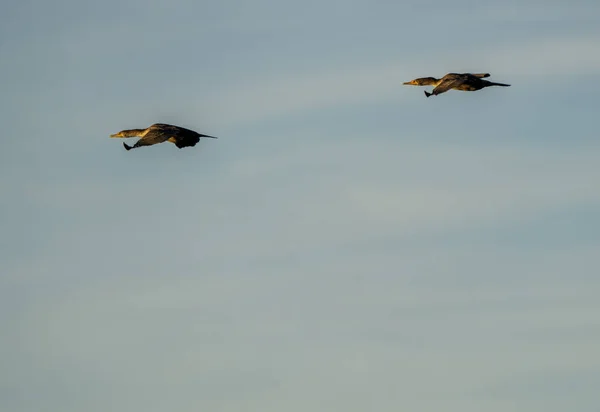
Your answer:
403,77 -> 438,86
110,128 -> 145,138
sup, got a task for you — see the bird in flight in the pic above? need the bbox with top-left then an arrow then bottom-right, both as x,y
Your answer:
403,72 -> 510,97
110,123 -> 218,151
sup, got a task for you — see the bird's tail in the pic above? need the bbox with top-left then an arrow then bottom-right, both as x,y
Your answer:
123,142 -> 133,151
424,91 -> 432,97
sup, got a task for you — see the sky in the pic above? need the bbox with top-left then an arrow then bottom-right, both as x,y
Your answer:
1,0 -> 600,411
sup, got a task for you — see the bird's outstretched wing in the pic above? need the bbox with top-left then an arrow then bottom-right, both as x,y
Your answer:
469,73 -> 490,78
159,124 -> 217,148
431,75 -> 469,95
123,123 -> 217,150
130,127 -> 174,148
171,134 -> 201,148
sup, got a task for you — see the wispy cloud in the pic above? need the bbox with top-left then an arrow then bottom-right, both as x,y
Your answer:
190,34 -> 600,125
3,1 -> 600,411
7,137 -> 600,275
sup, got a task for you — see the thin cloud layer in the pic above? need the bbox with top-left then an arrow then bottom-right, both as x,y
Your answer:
2,0 -> 600,411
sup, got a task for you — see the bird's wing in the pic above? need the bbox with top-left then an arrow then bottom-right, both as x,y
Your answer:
151,125 -> 200,148
451,73 -> 490,78
146,124 -> 217,148
133,127 -> 176,147
432,76 -> 468,95
172,134 -> 201,148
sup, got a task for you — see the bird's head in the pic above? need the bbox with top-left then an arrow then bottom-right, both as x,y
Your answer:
110,128 -> 145,138
403,77 -> 438,86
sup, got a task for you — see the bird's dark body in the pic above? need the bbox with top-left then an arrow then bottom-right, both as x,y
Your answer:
402,72 -> 510,98
427,76 -> 510,97
110,123 -> 218,151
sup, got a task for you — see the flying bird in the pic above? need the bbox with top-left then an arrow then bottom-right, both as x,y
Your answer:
110,123 -> 218,151
403,72 -> 510,97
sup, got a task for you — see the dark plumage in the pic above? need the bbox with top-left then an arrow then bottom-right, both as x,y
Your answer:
403,72 -> 510,97
110,123 -> 218,151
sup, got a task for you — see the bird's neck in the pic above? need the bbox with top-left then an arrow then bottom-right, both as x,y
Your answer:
417,77 -> 441,86
121,129 -> 146,137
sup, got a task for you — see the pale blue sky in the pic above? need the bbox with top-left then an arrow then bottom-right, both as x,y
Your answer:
2,0 -> 600,411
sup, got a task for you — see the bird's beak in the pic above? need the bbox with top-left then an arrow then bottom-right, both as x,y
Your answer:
110,133 -> 119,138
403,81 -> 414,85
